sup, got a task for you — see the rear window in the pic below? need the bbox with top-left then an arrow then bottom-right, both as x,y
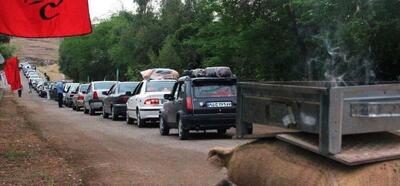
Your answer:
146,81 -> 175,93
94,82 -> 115,90
119,82 -> 139,93
194,84 -> 237,98
69,84 -> 79,90
80,85 -> 89,92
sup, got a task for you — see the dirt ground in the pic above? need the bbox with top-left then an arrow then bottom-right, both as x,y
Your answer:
11,38 -> 61,62
0,92 -> 81,185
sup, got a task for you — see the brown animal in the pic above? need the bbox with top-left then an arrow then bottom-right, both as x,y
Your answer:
208,139 -> 400,186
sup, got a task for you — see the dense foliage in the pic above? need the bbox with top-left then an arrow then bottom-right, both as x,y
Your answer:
0,35 -> 14,70
59,0 -> 400,83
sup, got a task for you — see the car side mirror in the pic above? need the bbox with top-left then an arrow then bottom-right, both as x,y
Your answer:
164,94 -> 174,101
102,91 -> 108,95
125,91 -> 133,96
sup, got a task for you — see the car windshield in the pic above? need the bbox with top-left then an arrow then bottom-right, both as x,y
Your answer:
194,83 -> 237,98
94,82 -> 115,90
119,82 -> 139,93
80,85 -> 89,92
146,81 -> 175,93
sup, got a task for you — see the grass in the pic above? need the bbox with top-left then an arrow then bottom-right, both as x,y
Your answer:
1,151 -> 31,159
37,63 -> 65,81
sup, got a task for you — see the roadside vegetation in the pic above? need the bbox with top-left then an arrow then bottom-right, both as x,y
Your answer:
0,35 -> 14,70
59,0 -> 400,83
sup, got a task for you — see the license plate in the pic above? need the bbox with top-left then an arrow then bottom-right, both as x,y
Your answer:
207,102 -> 232,108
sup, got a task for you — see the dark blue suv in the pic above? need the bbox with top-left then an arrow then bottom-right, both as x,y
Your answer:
159,76 -> 237,140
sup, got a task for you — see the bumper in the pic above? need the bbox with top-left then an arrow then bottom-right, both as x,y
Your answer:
90,101 -> 103,110
181,113 -> 236,130
113,104 -> 127,116
139,106 -> 162,120
76,100 -> 84,108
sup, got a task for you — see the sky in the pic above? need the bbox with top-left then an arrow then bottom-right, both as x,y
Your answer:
88,0 -> 137,20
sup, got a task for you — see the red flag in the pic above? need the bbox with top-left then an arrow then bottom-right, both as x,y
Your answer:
0,0 -> 92,38
3,57 -> 22,91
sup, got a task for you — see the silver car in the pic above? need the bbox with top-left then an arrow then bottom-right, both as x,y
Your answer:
72,84 -> 89,111
64,83 -> 80,107
83,81 -> 116,115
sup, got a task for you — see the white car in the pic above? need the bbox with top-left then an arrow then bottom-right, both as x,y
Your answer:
126,79 -> 176,127
26,70 -> 37,77
28,74 -> 40,81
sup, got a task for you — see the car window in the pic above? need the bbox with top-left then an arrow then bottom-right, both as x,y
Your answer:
174,84 -> 180,99
178,83 -> 185,99
194,83 -> 236,98
145,81 -> 175,93
80,85 -> 89,92
64,85 -> 70,92
69,84 -> 80,92
119,82 -> 139,94
87,84 -> 92,93
94,82 -> 115,90
108,84 -> 116,94
133,83 -> 143,95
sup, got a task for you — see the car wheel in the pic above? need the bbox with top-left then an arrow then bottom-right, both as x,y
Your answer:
126,112 -> 134,124
83,104 -> 89,114
159,115 -> 170,136
89,103 -> 95,116
102,107 -> 109,118
137,111 -> 145,128
247,127 -> 253,135
111,107 -> 118,121
217,129 -> 227,136
178,117 -> 189,140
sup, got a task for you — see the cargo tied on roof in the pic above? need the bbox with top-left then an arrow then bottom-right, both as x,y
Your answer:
140,68 -> 179,80
183,67 -> 235,78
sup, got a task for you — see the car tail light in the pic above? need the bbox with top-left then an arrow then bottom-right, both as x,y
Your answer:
78,96 -> 84,100
117,96 -> 129,104
144,99 -> 160,105
93,91 -> 99,100
186,96 -> 193,113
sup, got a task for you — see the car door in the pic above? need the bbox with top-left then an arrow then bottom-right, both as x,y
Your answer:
84,83 -> 93,109
104,84 -> 116,113
127,82 -> 143,118
163,82 -> 179,124
109,84 -> 120,109
171,82 -> 185,128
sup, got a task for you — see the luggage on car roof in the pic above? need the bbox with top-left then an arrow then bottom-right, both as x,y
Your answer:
141,68 -> 179,80
183,67 -> 235,78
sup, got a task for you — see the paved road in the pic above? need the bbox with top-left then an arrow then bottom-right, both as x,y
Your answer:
17,75 -> 251,185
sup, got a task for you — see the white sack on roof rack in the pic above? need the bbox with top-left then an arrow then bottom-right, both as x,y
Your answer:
204,67 -> 233,78
141,68 -> 179,80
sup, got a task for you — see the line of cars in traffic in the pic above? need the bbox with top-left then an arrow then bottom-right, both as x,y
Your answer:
20,62 -> 50,97
29,66 -> 242,140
